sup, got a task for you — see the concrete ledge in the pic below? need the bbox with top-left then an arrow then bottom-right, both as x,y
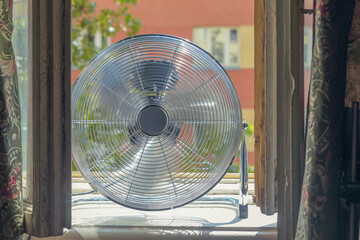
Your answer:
27,227 -> 277,240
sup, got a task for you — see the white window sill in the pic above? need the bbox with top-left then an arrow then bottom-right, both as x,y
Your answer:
27,176 -> 277,240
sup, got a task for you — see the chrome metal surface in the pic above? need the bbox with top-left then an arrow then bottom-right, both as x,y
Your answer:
72,34 -> 242,211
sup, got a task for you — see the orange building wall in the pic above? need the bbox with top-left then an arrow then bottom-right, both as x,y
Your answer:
124,0 -> 253,40
73,0 -> 255,165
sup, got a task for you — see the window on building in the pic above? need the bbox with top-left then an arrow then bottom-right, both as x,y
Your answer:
74,29 -> 111,50
193,27 -> 241,69
230,29 -> 238,42
92,30 -> 111,50
72,29 -> 111,69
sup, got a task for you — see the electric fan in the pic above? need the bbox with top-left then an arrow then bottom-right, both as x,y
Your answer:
72,34 -> 243,211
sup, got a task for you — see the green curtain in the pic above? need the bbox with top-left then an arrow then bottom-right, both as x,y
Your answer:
295,0 -> 356,239
0,0 -> 24,239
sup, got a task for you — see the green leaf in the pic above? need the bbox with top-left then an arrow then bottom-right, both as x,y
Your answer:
245,123 -> 254,139
71,0 -> 142,70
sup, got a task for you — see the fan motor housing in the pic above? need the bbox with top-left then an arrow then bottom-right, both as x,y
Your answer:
138,105 -> 168,136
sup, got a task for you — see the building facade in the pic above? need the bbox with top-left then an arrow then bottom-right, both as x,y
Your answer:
72,0 -> 256,165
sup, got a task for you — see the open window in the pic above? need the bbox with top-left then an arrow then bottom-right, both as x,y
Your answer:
14,0 -> 309,239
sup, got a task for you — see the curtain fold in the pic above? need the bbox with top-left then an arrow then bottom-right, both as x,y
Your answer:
295,0 -> 356,239
345,0 -> 360,107
0,0 -> 24,239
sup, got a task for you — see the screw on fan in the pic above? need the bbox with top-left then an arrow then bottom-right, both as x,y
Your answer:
129,59 -> 180,145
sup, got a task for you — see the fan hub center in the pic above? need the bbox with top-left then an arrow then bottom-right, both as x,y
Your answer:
138,105 -> 168,136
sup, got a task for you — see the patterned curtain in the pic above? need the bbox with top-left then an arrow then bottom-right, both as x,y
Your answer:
295,0 -> 356,239
345,1 -> 360,107
0,0 -> 24,239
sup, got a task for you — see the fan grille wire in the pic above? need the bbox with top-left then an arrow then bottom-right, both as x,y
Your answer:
72,34 -> 242,211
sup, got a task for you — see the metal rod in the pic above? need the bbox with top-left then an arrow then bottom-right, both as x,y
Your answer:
72,195 -> 241,209
239,121 -> 248,219
167,74 -> 220,110
350,102 -> 359,240
158,136 -> 178,197
160,43 -> 180,96
126,137 -> 148,201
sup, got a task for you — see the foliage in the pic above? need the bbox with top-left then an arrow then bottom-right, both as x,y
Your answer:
245,123 -> 254,139
72,0 -> 142,70
228,164 -> 254,173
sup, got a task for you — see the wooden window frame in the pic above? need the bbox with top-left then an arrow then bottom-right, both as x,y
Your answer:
20,0 -> 306,238
24,0 -> 72,237
255,0 -> 304,239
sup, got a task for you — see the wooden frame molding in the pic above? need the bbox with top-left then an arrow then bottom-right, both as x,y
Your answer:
255,0 -> 304,239
276,0 -> 304,239
254,0 -> 277,215
25,0 -> 72,237
254,0 -> 265,212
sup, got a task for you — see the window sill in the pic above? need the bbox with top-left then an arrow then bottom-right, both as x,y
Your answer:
26,175 -> 277,240
27,204 -> 277,240
28,227 -> 276,240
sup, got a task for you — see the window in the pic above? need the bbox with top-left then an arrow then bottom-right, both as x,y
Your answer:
304,25 -> 313,69
94,30 -> 111,49
230,29 -> 238,42
75,29 -> 111,51
303,1 -> 314,113
72,29 -> 111,70
193,27 -> 241,69
19,0 -> 307,239
13,0 -> 31,202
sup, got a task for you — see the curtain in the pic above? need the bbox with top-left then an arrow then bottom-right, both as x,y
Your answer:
345,1 -> 360,107
0,0 -> 24,239
295,0 -> 356,239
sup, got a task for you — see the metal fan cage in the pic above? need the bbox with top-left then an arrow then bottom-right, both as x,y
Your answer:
72,34 -> 242,211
